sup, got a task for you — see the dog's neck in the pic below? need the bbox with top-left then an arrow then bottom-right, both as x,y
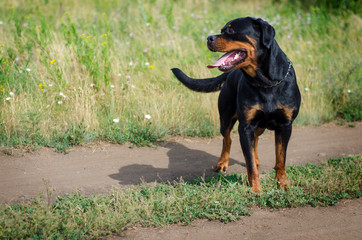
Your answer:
247,42 -> 292,88
253,60 -> 291,88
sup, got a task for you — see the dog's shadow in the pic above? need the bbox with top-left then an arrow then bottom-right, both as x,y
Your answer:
109,142 -> 244,185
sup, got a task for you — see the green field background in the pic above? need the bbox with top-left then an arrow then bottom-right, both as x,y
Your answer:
0,0 -> 361,150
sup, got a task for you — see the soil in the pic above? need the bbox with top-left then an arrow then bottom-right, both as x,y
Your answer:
0,123 -> 361,239
120,198 -> 362,240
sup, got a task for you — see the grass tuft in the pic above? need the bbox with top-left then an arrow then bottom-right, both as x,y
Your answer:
0,0 -> 361,150
0,156 -> 360,239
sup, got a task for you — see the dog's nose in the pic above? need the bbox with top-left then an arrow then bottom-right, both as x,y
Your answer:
207,35 -> 217,43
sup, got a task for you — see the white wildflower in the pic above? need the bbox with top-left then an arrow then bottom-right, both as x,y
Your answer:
9,92 -> 14,96
145,114 -> 151,119
304,88 -> 310,92
5,97 -> 11,101
113,118 -> 119,123
57,100 -> 63,104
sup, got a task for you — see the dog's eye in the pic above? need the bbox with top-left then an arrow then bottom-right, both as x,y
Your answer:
226,27 -> 235,35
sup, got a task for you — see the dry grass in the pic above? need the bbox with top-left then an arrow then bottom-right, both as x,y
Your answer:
0,0 -> 361,149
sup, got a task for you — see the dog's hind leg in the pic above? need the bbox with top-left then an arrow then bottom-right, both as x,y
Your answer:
215,82 -> 237,173
215,114 -> 237,173
274,125 -> 292,190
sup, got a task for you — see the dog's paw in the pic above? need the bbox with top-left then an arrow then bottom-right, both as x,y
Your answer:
251,184 -> 261,193
276,175 -> 289,190
277,180 -> 289,190
214,163 -> 228,173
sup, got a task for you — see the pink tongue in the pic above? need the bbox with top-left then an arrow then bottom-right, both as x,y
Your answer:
206,51 -> 235,68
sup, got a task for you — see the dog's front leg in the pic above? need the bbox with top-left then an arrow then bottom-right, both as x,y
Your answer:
238,124 -> 261,192
274,125 -> 292,190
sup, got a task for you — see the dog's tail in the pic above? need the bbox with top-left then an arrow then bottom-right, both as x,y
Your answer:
171,68 -> 228,92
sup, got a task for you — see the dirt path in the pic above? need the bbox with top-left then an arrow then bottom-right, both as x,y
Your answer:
0,123 -> 361,239
121,198 -> 362,240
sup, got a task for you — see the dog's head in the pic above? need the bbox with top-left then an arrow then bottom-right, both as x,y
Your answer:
207,17 -> 275,77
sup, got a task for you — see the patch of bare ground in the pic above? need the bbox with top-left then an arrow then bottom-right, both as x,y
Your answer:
0,123 -> 361,239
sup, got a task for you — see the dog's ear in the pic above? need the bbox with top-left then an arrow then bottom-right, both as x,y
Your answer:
256,18 -> 275,49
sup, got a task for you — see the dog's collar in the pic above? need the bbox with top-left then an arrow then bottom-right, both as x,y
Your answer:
249,60 -> 292,88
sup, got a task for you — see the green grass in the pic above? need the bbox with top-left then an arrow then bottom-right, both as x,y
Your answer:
0,0 -> 361,151
0,156 -> 361,239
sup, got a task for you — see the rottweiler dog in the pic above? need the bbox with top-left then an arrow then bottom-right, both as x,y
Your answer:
171,17 -> 301,192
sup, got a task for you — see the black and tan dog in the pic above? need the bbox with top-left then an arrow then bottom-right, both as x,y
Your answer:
171,17 -> 301,192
